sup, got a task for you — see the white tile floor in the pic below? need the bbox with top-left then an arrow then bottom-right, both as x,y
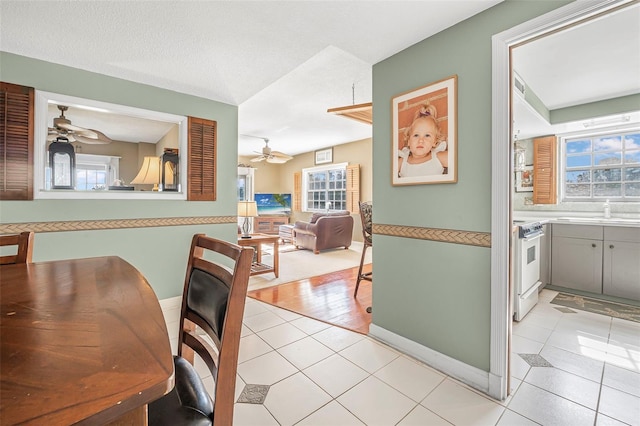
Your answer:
160,288 -> 640,425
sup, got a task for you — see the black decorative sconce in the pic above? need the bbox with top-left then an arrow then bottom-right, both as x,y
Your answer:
161,148 -> 179,192
48,137 -> 76,189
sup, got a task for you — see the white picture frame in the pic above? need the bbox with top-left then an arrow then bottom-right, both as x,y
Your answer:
314,148 -> 333,165
392,75 -> 457,186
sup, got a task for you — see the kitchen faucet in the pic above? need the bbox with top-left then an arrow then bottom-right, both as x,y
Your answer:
604,199 -> 611,219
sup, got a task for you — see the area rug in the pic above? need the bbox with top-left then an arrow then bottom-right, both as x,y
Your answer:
551,293 -> 640,323
248,241 -> 371,291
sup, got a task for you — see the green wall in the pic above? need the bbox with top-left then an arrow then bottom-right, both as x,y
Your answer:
0,52 -> 239,300
551,93 -> 640,124
371,1 -> 570,371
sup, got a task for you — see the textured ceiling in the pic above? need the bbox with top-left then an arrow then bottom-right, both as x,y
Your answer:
0,0 -> 502,156
4,1 -> 635,157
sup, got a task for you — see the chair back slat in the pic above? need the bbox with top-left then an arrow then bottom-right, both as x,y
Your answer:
0,232 -> 34,265
192,257 -> 234,285
359,202 -> 373,245
354,203 -> 373,298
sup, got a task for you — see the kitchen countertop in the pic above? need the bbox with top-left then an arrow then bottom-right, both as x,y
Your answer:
513,212 -> 640,228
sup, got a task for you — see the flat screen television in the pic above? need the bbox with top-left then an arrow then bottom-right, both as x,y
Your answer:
254,193 -> 291,215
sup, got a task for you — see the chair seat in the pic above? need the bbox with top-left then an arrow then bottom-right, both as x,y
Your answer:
149,356 -> 213,426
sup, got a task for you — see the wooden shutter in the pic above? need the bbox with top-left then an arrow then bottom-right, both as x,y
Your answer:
293,171 -> 301,212
187,117 -> 216,201
346,163 -> 360,213
0,82 -> 34,200
533,135 -> 557,205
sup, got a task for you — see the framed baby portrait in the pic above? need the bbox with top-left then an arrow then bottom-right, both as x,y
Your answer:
392,75 -> 457,186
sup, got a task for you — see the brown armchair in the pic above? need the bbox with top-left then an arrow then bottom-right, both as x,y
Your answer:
294,211 -> 354,254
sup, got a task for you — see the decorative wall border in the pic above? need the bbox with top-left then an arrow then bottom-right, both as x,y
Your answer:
0,216 -> 237,234
373,223 -> 491,248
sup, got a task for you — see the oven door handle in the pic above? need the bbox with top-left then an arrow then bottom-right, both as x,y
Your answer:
523,232 -> 544,243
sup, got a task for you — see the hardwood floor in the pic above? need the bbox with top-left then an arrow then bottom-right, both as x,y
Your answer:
247,264 -> 372,334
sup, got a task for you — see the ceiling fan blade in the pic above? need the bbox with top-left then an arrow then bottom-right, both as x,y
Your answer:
55,121 -> 90,133
75,128 -> 100,139
250,156 -> 266,162
48,134 -> 77,143
266,156 -> 288,164
271,151 -> 293,160
84,129 -> 113,143
73,134 -> 111,144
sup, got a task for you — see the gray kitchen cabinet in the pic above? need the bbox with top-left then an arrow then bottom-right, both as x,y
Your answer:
540,224 -> 551,286
551,224 -> 603,294
603,227 -> 640,300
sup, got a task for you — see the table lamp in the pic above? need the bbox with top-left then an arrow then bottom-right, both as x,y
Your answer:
237,201 -> 258,239
131,156 -> 161,191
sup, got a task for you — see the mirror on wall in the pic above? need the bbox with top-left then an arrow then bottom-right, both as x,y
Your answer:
34,91 -> 188,199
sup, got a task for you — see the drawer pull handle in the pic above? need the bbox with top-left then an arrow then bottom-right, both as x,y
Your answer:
609,244 -> 614,249
592,243 -> 597,248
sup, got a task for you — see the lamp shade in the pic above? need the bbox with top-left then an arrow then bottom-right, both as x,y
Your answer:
237,201 -> 258,218
131,156 -> 161,190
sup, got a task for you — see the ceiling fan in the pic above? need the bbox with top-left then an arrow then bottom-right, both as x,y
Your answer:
249,137 -> 293,164
47,105 -> 113,144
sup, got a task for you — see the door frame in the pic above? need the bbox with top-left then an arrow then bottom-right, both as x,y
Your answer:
489,0 -> 631,400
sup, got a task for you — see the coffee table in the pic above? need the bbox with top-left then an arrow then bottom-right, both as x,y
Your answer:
237,233 -> 279,277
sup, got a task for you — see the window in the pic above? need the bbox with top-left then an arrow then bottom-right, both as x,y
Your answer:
562,130 -> 640,201
75,154 -> 119,191
237,166 -> 255,201
302,163 -> 348,212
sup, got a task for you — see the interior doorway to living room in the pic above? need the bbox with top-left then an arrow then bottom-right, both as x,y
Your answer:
244,207 -> 372,334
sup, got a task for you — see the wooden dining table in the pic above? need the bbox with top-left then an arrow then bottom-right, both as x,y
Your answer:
0,256 -> 174,425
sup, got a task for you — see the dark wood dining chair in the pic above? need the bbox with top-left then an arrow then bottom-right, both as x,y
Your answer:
354,201 -> 372,298
149,234 -> 253,426
0,231 -> 34,265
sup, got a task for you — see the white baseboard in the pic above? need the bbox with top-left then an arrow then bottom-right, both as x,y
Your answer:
368,324 -> 491,397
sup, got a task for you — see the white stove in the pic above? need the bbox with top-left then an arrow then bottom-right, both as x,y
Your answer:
513,221 -> 544,321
